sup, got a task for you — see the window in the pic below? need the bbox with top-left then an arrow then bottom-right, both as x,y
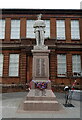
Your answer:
11,20 -> 20,39
71,20 -> 80,39
56,20 -> 65,40
26,20 -> 35,38
0,54 -> 4,76
72,55 -> 81,74
57,54 -> 66,77
9,54 -> 19,76
0,20 -> 5,39
26,20 -> 50,38
44,20 -> 50,38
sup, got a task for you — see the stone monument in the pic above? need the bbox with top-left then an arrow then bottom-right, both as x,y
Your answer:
23,14 -> 62,111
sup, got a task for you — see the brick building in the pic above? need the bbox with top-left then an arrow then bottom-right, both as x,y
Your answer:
0,9 -> 82,88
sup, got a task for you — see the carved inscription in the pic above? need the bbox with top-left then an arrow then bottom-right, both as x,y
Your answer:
36,58 -> 45,77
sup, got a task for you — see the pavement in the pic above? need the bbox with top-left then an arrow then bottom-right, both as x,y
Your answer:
0,91 -> 81,119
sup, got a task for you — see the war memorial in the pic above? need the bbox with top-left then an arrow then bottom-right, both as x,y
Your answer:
23,14 -> 62,111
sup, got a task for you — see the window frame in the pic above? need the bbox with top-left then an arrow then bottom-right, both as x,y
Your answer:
71,20 -> 80,40
9,54 -> 19,77
57,54 -> 67,77
10,19 -> 20,39
26,20 -> 35,38
72,54 -> 81,74
44,20 -> 50,38
56,19 -> 66,40
0,19 -> 5,39
0,54 -> 4,77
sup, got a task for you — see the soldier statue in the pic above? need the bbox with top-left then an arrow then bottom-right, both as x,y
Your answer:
33,14 -> 46,47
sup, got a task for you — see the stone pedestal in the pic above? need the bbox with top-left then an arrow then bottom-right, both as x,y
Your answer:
32,50 -> 50,80
23,89 -> 62,111
31,49 -> 51,89
23,49 -> 62,111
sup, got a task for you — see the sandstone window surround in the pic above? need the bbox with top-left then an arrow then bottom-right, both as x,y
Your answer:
10,20 -> 20,39
72,55 -> 81,74
26,20 -> 50,38
57,54 -> 67,77
56,20 -> 66,40
71,20 -> 80,40
9,54 -> 19,76
0,19 -> 5,39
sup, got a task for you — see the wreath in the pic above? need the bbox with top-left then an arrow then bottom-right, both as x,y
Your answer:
32,80 -> 50,90
35,82 -> 47,90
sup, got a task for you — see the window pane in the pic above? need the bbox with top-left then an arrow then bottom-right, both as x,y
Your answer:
0,54 -> 3,76
26,20 -> 35,38
57,54 -> 66,77
11,20 -> 20,39
44,20 -> 50,38
0,20 -> 5,39
71,20 -> 80,39
56,20 -> 65,40
9,54 -> 19,76
72,55 -> 81,73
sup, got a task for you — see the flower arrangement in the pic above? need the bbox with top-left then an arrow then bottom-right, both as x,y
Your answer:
35,82 -> 47,90
32,80 -> 50,90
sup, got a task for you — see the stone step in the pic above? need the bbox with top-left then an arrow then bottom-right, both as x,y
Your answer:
26,89 -> 56,101
27,89 -> 56,97
26,96 -> 56,101
24,100 -> 61,111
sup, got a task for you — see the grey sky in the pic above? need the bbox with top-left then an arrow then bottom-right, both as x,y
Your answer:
0,0 -> 82,9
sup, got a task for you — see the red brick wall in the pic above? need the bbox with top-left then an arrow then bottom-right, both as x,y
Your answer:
49,50 -> 82,85
20,18 -> 26,38
2,15 -> 82,43
49,50 -> 56,81
1,50 -> 20,84
0,13 -> 82,88
50,18 -> 56,39
65,18 -> 71,43
5,18 -> 11,41
3,52 -> 9,78
26,55 -> 32,83
20,50 -> 27,84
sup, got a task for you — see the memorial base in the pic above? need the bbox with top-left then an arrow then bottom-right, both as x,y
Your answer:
23,89 -> 62,111
23,49 -> 62,111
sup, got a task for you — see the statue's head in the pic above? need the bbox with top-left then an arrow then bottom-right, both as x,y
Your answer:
37,14 -> 42,20
34,14 -> 45,28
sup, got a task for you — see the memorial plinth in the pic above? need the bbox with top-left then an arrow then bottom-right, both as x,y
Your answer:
32,50 -> 50,80
24,90 -> 61,111
23,47 -> 62,111
31,49 -> 51,89
23,14 -> 62,111
23,89 -> 62,111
